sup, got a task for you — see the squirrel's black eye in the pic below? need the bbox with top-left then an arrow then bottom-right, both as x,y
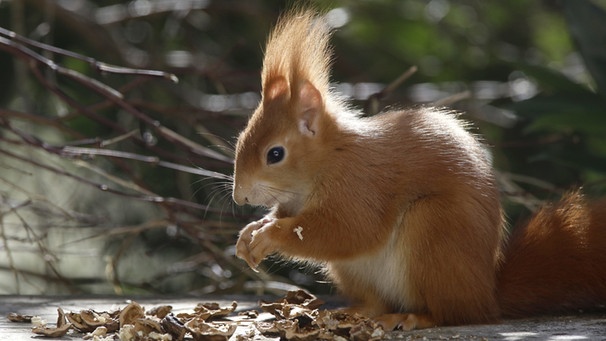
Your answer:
267,146 -> 285,165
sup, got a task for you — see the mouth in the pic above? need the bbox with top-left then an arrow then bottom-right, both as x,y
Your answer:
232,188 -> 275,208
248,195 -> 278,208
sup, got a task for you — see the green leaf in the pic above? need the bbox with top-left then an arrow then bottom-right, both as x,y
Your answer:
562,0 -> 606,98
515,63 -> 594,96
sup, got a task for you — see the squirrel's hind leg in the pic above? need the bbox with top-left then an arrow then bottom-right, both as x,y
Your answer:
374,313 -> 437,331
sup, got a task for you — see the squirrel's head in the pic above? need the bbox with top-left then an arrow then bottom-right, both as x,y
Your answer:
233,10 -> 337,212
232,77 -> 333,212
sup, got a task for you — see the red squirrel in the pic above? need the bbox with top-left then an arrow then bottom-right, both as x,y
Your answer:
231,10 -> 606,330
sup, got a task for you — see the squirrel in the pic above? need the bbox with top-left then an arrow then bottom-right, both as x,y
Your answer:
231,9 -> 606,330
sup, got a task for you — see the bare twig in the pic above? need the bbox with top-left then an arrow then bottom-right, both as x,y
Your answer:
7,202 -> 78,293
63,146 -> 231,180
0,213 -> 20,294
432,90 -> 472,107
495,170 -> 562,211
365,66 -> 418,116
0,27 -> 232,165
0,176 -> 78,221
383,66 -> 419,97
0,108 -> 84,138
0,13 -> 247,295
1,119 -> 231,180
0,146 -> 214,213
0,26 -> 178,82
107,232 -> 138,295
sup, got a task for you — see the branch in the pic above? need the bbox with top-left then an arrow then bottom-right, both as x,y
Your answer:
0,146 -> 214,213
1,118 -> 231,181
365,66 -> 418,116
432,90 -> 472,107
61,146 -> 232,180
0,26 -> 178,82
0,27 -> 233,163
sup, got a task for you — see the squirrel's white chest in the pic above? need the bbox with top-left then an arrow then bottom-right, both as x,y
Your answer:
327,229 -> 414,313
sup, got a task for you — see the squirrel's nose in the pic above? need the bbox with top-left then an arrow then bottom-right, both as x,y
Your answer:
233,193 -> 244,206
233,196 -> 248,206
232,185 -> 248,206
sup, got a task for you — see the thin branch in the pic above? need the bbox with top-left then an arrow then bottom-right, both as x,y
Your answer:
8,202 -> 78,293
365,66 -> 418,116
383,65 -> 419,96
0,26 -> 178,82
62,146 -> 231,180
432,90 -> 472,107
0,146 -> 213,213
0,35 -> 122,99
2,121 -> 231,180
0,108 -> 84,138
495,170 -> 560,211
21,63 -> 205,172
0,27 -> 232,164
0,176 -> 77,222
108,233 -> 138,295
0,215 -> 20,294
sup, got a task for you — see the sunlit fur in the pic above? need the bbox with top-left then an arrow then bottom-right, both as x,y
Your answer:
232,9 -> 606,329
261,9 -> 333,105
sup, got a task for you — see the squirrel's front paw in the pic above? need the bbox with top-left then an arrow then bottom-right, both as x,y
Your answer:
235,218 -> 275,271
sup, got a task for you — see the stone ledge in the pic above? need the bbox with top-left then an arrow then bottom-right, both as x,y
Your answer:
1,296 -> 604,340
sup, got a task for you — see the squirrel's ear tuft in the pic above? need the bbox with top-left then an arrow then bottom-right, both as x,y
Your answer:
296,81 -> 324,137
263,76 -> 290,104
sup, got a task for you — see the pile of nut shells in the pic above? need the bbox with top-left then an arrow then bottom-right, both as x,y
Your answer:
256,290 -> 385,341
7,290 -> 385,340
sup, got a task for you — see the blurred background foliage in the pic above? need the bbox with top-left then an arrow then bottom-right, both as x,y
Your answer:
0,0 -> 604,295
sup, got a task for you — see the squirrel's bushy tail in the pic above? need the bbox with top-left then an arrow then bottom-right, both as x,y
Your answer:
497,191 -> 606,317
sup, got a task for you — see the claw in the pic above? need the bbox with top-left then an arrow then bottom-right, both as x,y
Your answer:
374,313 -> 436,331
236,239 -> 261,271
244,251 -> 257,270
247,258 -> 260,272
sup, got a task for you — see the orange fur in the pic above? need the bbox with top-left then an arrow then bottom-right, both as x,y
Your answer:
498,192 -> 606,317
232,9 -> 606,330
